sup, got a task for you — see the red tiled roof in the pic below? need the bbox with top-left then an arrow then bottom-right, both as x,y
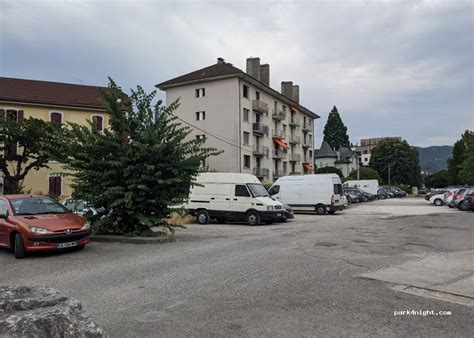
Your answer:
0,77 -> 108,110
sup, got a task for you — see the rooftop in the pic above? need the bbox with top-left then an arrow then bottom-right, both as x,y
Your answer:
314,141 -> 337,158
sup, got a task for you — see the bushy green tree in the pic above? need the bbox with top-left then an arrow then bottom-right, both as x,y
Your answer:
61,79 -> 220,236
314,166 -> 343,178
347,167 -> 382,182
323,106 -> 350,150
0,115 -> 63,193
459,131 -> 474,185
369,139 -> 421,187
424,170 -> 450,188
448,130 -> 473,184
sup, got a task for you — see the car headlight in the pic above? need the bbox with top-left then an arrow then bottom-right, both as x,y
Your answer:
267,206 -> 274,211
81,222 -> 91,231
29,226 -> 53,234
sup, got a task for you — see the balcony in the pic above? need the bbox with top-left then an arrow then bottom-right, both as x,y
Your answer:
302,122 -> 312,132
253,167 -> 270,178
253,123 -> 269,136
289,171 -> 302,175
289,153 -> 301,162
252,100 -> 269,115
288,135 -> 301,144
253,145 -> 269,157
302,139 -> 311,148
289,118 -> 301,127
303,156 -> 312,163
272,149 -> 287,160
273,169 -> 288,178
272,129 -> 286,139
272,109 -> 286,120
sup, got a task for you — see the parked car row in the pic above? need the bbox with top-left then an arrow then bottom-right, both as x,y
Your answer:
425,186 -> 474,211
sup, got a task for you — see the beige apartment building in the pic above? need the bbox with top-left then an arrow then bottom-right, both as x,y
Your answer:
356,137 -> 402,166
157,57 -> 319,183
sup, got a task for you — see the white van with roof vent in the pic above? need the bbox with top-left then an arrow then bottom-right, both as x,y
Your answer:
187,173 -> 284,225
269,174 -> 344,215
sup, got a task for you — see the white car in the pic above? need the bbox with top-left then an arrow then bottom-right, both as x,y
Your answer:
429,193 -> 445,206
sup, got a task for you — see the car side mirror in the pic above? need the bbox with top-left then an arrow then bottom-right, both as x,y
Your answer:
0,210 -> 8,219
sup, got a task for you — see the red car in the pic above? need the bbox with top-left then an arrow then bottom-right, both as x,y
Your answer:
0,195 -> 91,258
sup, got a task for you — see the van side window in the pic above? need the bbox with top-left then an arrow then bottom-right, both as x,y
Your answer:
268,185 -> 280,195
235,185 -> 251,197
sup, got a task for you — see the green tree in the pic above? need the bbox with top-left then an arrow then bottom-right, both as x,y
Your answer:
369,139 -> 421,187
314,166 -> 343,178
323,106 -> 350,150
459,131 -> 474,185
424,170 -> 450,188
346,167 -> 382,182
448,130 -> 472,184
0,114 -> 63,194
61,79 -> 220,236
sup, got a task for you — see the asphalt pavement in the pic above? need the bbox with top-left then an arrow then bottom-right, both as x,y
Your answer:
1,198 -> 473,337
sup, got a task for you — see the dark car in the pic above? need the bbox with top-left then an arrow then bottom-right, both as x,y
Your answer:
343,188 -> 366,202
383,186 -> 407,198
378,187 -> 389,199
454,188 -> 473,210
460,193 -> 474,211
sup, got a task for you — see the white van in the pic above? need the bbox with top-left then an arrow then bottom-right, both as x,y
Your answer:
269,174 -> 344,215
187,173 -> 284,225
343,180 -> 379,195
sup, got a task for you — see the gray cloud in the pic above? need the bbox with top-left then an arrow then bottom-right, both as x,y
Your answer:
1,0 -> 472,147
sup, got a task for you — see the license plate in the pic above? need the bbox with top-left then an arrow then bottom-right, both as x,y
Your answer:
57,241 -> 77,249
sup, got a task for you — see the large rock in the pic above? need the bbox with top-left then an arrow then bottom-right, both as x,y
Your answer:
0,286 -> 104,337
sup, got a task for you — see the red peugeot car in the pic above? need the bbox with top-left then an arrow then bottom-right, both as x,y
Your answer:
0,195 -> 91,258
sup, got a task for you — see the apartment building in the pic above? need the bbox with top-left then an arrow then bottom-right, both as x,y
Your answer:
0,77 -> 108,197
157,57 -> 319,182
356,137 -> 402,166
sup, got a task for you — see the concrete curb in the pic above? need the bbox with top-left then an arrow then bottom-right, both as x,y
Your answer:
90,235 -> 175,244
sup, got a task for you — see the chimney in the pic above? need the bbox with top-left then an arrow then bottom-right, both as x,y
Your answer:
246,57 -> 260,80
281,81 -> 293,99
292,85 -> 300,103
259,64 -> 270,86
217,57 -> 225,64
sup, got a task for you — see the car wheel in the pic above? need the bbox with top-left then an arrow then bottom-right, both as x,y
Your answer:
459,201 -> 468,211
246,211 -> 260,226
197,210 -> 210,224
315,205 -> 326,215
434,199 -> 443,206
14,233 -> 26,259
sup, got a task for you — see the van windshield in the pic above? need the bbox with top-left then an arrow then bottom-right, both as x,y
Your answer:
247,184 -> 269,197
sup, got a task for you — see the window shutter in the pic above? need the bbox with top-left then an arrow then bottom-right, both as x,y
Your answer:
17,110 -> 24,124
55,177 -> 61,196
49,177 -> 55,195
93,115 -> 103,131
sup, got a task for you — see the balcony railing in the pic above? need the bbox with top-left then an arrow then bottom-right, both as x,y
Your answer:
252,100 -> 269,114
253,123 -> 269,136
253,167 -> 270,178
289,171 -> 302,175
302,122 -> 312,131
289,153 -> 301,162
253,145 -> 269,157
302,139 -> 311,148
272,109 -> 286,120
289,118 -> 301,127
303,156 -> 312,163
272,129 -> 286,139
289,135 -> 301,144
273,149 -> 287,159
273,169 -> 288,178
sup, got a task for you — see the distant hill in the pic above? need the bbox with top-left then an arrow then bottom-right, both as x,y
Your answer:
415,146 -> 453,173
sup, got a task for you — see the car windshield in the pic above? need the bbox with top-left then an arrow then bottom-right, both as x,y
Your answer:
10,197 -> 71,216
247,183 -> 269,197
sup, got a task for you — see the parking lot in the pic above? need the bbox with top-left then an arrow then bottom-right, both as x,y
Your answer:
1,198 -> 473,337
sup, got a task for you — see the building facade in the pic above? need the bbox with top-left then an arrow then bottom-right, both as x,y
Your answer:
314,141 -> 358,177
0,77 -> 108,198
157,57 -> 319,183
356,137 -> 402,166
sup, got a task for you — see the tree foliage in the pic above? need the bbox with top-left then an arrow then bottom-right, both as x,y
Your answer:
314,166 -> 343,178
323,106 -> 350,150
0,114 -> 63,194
424,170 -> 450,188
369,139 -> 421,187
459,131 -> 474,185
61,79 -> 220,236
347,167 -> 382,182
447,130 -> 473,184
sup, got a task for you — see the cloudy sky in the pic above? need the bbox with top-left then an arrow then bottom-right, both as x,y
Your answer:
1,0 -> 473,147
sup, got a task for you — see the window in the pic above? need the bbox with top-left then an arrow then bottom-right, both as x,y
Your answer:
333,184 -> 342,195
235,185 -> 251,197
283,162 -> 287,172
243,108 -> 249,122
243,155 -> 251,168
256,91 -> 260,100
282,105 -> 287,112
196,111 -> 206,121
243,132 -> 250,145
243,85 -> 249,98
50,112 -> 62,127
364,158 -> 368,162
195,88 -> 205,98
268,185 -> 280,196
0,200 -> 8,216
92,115 -> 103,132
48,176 -> 62,196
